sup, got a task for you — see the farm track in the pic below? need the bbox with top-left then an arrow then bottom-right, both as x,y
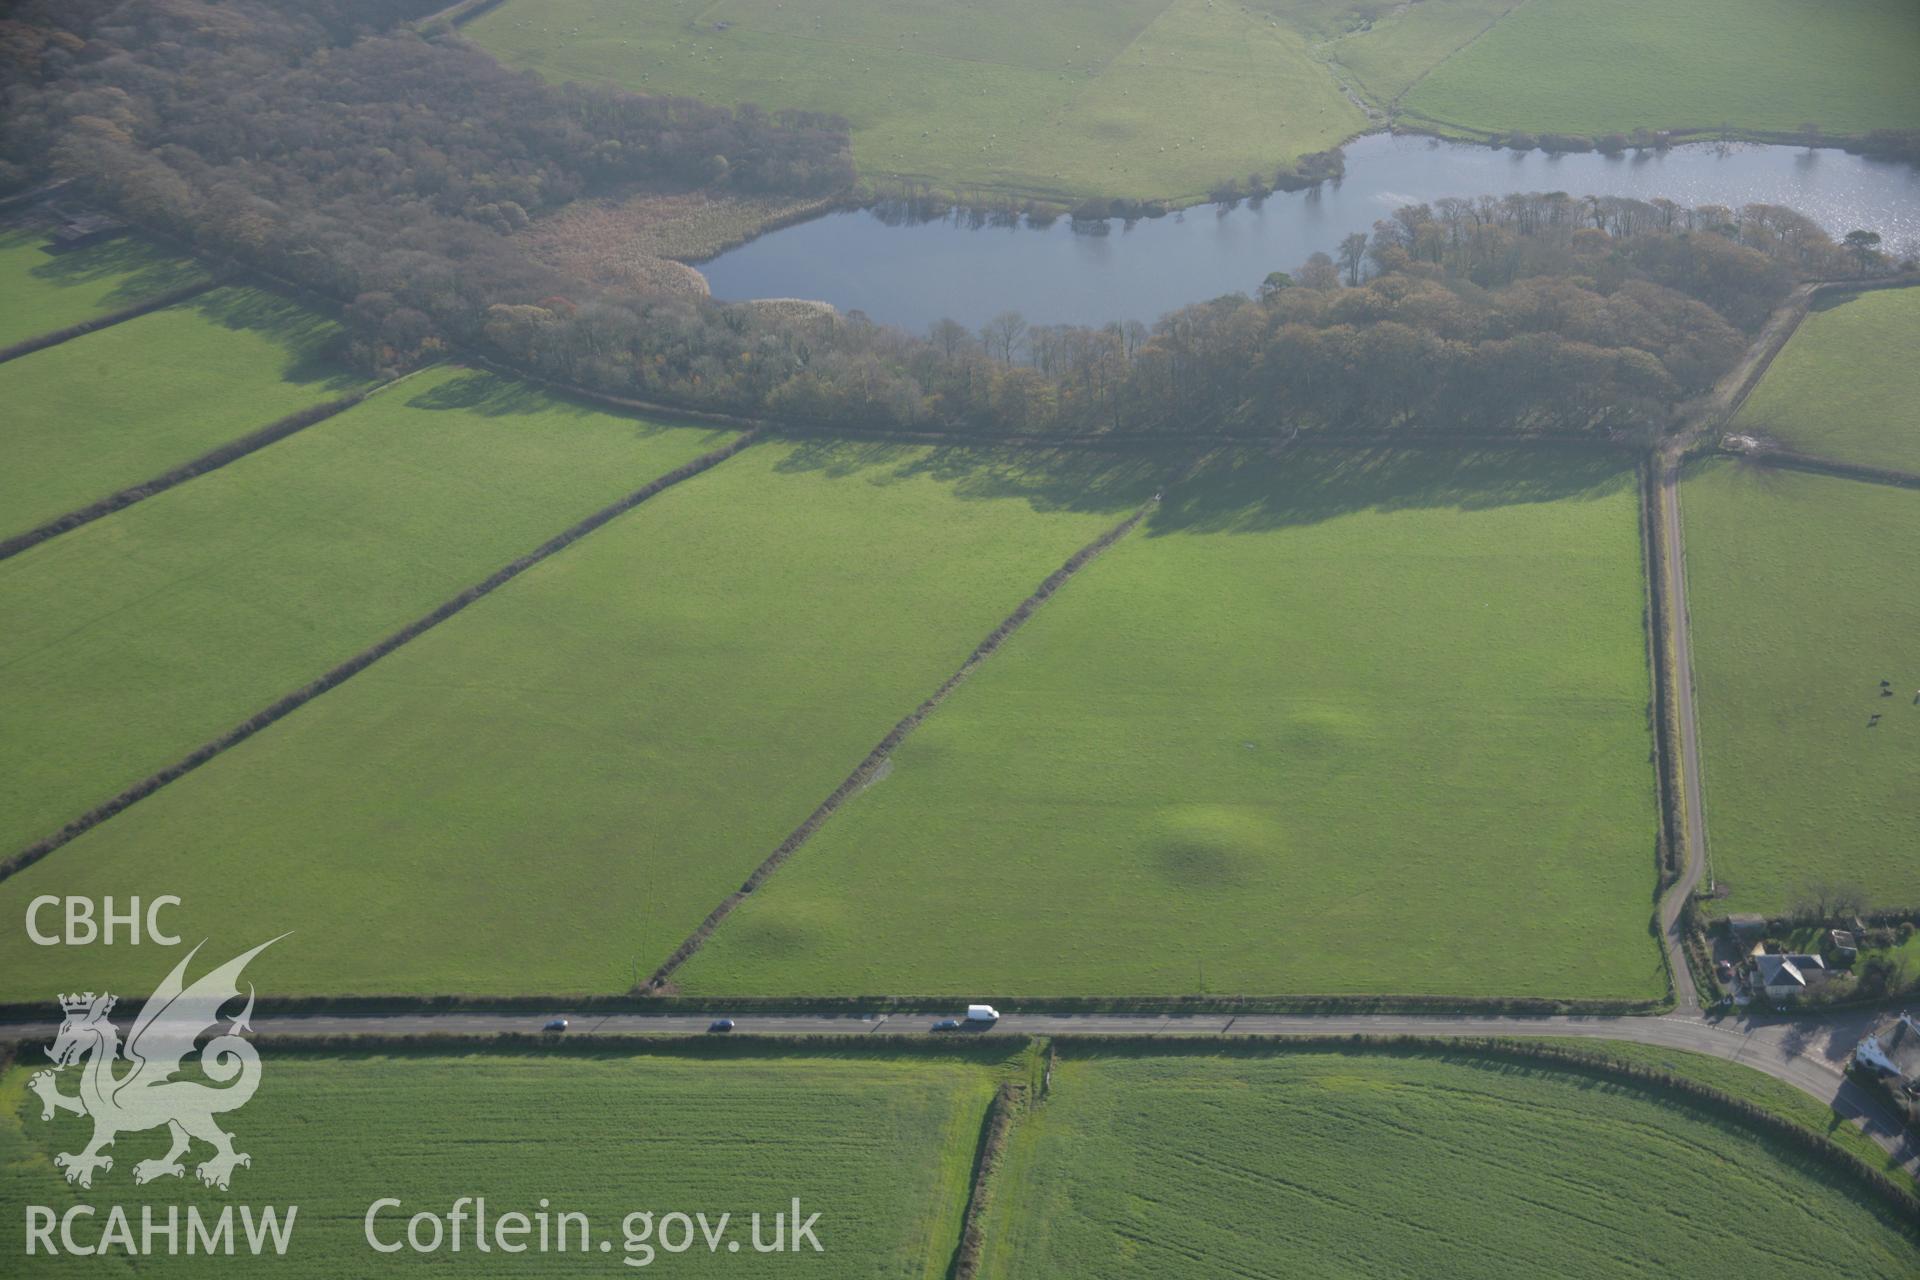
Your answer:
1653,453 -> 1706,1013
0,429 -> 760,883
1709,276 -> 1920,432
1649,274 -> 1920,1016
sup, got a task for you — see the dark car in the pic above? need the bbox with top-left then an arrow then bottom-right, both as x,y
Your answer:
932,1019 -> 961,1031
543,1018 -> 569,1033
708,1018 -> 736,1033
1715,961 -> 1735,982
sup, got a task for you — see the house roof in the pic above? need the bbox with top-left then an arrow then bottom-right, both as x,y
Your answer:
1880,1017 -> 1920,1075
1756,956 -> 1804,988
1754,953 -> 1825,987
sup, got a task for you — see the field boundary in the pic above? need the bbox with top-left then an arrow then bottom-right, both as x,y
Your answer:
0,429 -> 759,884
645,498 -> 1161,990
1373,0 -> 1531,118
0,275 -> 221,366
947,1080 -> 1025,1280
1391,111 -> 1920,160
0,388 -> 378,561
1639,457 -> 1683,897
1729,447 -> 1920,492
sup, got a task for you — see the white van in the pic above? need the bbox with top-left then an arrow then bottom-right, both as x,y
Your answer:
966,1004 -> 1000,1023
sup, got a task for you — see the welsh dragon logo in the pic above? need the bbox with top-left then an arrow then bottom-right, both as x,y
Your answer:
29,936 -> 282,1191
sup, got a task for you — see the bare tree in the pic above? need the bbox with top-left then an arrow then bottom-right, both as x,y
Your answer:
981,310 -> 1028,364
1337,232 -> 1368,286
929,317 -> 970,360
1789,878 -> 1870,925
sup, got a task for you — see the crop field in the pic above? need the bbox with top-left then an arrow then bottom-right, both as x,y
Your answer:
1735,288 -> 1920,476
976,1047 -> 1918,1277
0,1047 -> 1001,1276
0,287 -> 365,541
1682,460 -> 1920,912
0,442 -> 1164,1000
0,366 -> 725,857
464,0 -> 1367,204
1544,1039 -> 1904,1177
0,226 -> 207,348
682,448 -> 1662,1000
1402,0 -> 1920,140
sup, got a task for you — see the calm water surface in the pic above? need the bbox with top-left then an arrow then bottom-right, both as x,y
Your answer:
700,134 -> 1920,331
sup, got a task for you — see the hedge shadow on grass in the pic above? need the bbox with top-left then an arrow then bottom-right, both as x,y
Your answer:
1147,445 -> 1639,536
768,437 -> 1175,517
401,368 -> 734,451
182,286 -> 364,394
23,233 -> 208,306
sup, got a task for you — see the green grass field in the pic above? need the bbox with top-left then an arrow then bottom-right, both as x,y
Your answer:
1736,288 -> 1920,476
0,287 -> 364,540
977,1047 -> 1918,1277
0,227 -> 207,348
1322,0 -> 1519,106
1682,460 -> 1920,913
682,449 -> 1662,1000
0,442 -> 1162,1000
465,0 -> 1918,202
0,366 -> 724,857
0,1047 -> 1000,1276
464,0 -> 1367,204
1402,0 -> 1920,139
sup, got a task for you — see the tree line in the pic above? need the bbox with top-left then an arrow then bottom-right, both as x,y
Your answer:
2,1 -> 1904,441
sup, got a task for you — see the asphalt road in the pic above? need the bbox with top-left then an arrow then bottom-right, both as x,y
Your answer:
8,1006 -> 1911,1176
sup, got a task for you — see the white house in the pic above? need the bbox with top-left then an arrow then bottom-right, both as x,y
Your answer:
1856,1013 -> 1920,1094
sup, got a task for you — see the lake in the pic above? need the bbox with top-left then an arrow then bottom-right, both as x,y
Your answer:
698,133 -> 1920,332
